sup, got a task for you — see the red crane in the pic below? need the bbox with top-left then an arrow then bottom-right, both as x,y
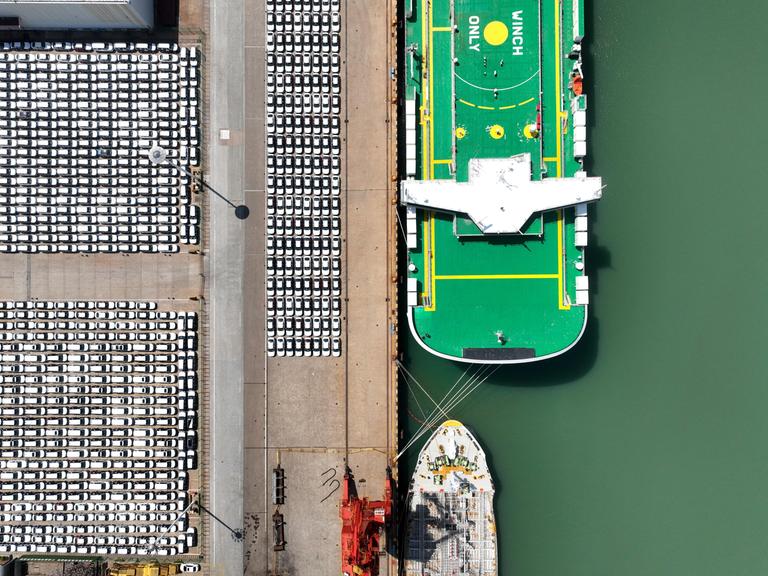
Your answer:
340,467 -> 392,576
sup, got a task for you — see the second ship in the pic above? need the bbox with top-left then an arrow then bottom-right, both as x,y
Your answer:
405,420 -> 496,575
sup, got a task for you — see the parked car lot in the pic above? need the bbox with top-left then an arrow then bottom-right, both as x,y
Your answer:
265,4 -> 342,357
0,42 -> 201,254
0,300 -> 199,556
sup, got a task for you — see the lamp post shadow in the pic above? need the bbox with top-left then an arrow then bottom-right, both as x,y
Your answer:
148,145 -> 249,220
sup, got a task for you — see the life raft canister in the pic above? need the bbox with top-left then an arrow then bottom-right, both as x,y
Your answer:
570,73 -> 583,96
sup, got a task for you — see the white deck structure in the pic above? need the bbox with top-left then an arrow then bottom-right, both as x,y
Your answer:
401,153 -> 602,234
406,420 -> 497,576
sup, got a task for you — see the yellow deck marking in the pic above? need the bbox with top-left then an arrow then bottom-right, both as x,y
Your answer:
429,0 -> 434,179
431,216 -> 436,307
421,217 -> 429,301
433,26 -> 452,31
459,98 -> 535,110
421,217 -> 438,312
420,0 -> 428,180
554,0 -> 569,311
420,0 -> 436,315
419,0 -> 436,312
557,211 -> 566,308
554,0 -> 562,179
416,0 -> 570,314
483,21 -> 509,46
435,274 -> 558,280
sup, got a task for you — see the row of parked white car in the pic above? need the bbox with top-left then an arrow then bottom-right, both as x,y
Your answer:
0,300 -> 199,555
0,43 -> 200,253
0,532 -> 195,556
1,41 -> 192,54
268,335 -> 340,357
0,529 -> 197,557
266,9 -> 340,33
266,0 -> 340,12
267,174 -> 340,197
266,1 -> 342,357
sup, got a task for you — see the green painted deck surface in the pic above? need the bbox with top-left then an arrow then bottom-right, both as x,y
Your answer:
405,0 -> 590,360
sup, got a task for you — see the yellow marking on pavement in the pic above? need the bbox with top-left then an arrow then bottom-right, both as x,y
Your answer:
543,156 -> 558,161
433,26 -> 452,31
458,98 -> 476,108
435,274 -> 558,280
499,104 -> 517,110
518,97 -> 535,106
477,105 -> 495,110
433,159 -> 452,164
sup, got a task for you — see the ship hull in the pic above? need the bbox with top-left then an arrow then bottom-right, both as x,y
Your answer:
404,420 -> 497,576
402,0 -> 601,363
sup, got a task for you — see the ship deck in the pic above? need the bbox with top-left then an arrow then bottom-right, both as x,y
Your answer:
404,0 -> 590,362
405,421 -> 496,575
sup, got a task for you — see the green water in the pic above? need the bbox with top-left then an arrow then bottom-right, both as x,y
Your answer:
399,1 -> 768,574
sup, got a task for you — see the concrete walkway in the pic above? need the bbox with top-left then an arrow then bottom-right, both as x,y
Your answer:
208,0 -> 246,574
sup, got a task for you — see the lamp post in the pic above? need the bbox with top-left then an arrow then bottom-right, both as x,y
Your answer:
148,145 -> 249,220
194,500 -> 244,542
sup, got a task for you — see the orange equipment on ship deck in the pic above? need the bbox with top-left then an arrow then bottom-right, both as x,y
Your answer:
340,467 -> 392,576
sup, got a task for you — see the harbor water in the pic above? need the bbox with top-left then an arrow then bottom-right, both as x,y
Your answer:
399,0 -> 768,574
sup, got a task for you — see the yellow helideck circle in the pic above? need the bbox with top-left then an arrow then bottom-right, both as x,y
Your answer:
455,127 -> 466,139
489,124 -> 504,139
483,21 -> 509,46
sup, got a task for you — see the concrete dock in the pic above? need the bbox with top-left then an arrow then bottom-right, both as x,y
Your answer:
205,0 -> 399,574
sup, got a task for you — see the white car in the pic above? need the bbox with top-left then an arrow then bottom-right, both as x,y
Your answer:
180,563 -> 200,573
